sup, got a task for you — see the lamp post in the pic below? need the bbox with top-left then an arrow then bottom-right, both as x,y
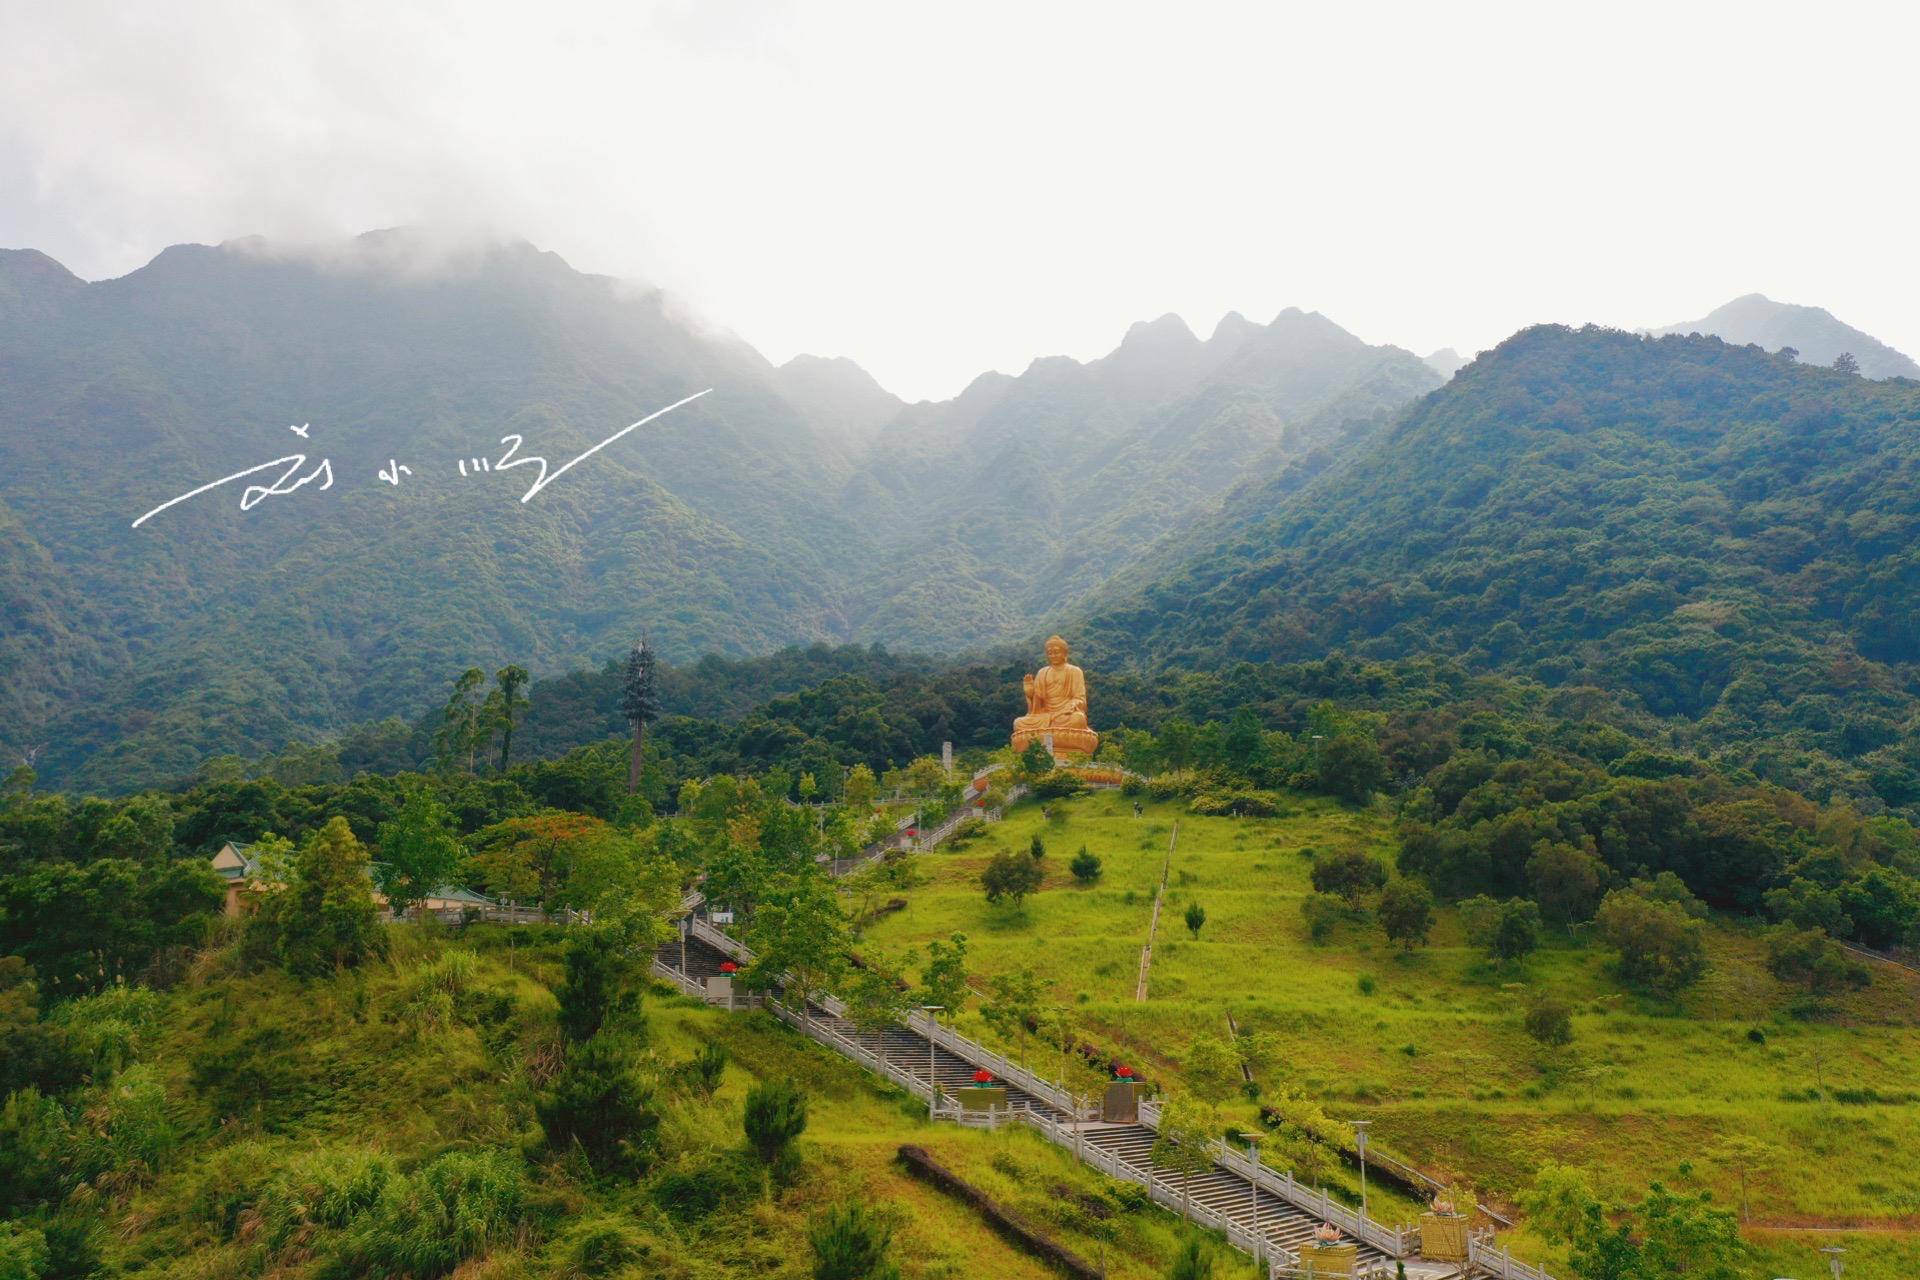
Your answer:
1244,1131 -> 1265,1273
1353,1119 -> 1372,1227
922,1005 -> 944,1118
1822,1245 -> 1846,1280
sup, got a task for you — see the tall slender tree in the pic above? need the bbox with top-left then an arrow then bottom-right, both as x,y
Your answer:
493,664 -> 530,771
620,640 -> 661,794
436,668 -> 488,775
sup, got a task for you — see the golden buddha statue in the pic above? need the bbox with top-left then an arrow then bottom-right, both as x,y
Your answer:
1012,635 -> 1099,758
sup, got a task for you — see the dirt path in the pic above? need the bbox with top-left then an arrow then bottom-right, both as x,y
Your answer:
1134,822 -> 1178,1001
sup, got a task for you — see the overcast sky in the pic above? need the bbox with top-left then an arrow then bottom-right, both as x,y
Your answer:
3,1 -> 1915,401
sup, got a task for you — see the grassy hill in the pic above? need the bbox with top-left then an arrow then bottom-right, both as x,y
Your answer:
858,789 -> 1920,1279
2,920 -> 1263,1280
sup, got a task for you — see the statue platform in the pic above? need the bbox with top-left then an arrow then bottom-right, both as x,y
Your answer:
1011,726 -> 1099,758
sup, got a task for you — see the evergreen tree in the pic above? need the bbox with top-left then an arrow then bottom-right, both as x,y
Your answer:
537,1032 -> 660,1173
557,929 -> 639,1043
261,817 -> 381,978
808,1202 -> 898,1280
743,1078 -> 808,1167
1184,902 -> 1206,938
620,641 -> 661,795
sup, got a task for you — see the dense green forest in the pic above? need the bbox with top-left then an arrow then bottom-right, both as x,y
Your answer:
1081,326 -> 1920,820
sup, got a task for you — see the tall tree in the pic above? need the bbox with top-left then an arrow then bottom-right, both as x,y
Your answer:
493,664 -> 531,772
436,668 -> 488,775
620,641 -> 662,795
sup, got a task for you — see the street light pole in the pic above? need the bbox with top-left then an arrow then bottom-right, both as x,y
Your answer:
1353,1120 -> 1372,1227
1822,1245 -> 1846,1280
923,1005 -> 944,1119
1245,1132 -> 1264,1273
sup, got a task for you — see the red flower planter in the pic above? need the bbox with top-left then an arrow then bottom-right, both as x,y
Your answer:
972,1069 -> 994,1084
719,961 -> 738,974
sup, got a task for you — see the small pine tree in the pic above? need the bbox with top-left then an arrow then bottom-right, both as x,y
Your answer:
744,1078 -> 808,1167
808,1202 -> 899,1280
537,1033 -> 661,1173
683,1041 -> 727,1098
1070,847 -> 1102,884
1029,833 -> 1046,861
1184,902 -> 1206,938
556,930 -> 638,1044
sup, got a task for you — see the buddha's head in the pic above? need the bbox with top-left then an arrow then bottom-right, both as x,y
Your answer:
1044,635 -> 1069,667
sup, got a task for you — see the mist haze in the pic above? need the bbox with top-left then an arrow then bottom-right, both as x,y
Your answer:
5,0 -> 1918,400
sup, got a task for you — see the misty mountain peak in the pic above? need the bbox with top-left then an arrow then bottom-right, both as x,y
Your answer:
1209,310 -> 1258,346
1648,293 -> 1920,380
1118,312 -> 1201,350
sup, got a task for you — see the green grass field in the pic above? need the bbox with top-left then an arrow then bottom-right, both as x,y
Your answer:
857,789 -> 1920,1278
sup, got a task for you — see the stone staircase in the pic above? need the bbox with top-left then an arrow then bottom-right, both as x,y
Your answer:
652,925 -> 1427,1278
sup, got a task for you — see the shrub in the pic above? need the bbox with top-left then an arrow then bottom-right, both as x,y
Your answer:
1765,927 -> 1870,994
537,1034 -> 661,1174
744,1078 -> 808,1167
1190,789 -> 1280,817
808,1201 -> 898,1280
254,1147 -> 399,1248
651,1154 -> 757,1222
1460,896 -> 1541,963
1029,834 -> 1046,861
1030,770 -> 1086,800
1301,894 -> 1346,942
1070,848 -> 1102,884
981,850 -> 1043,906
0,1222 -> 49,1280
332,1149 -> 523,1278
1596,889 -> 1707,995
945,817 -> 988,847
1146,771 -> 1205,800
1184,903 -> 1206,938
1356,974 -> 1377,996
1525,997 -> 1575,1047
1310,851 -> 1386,906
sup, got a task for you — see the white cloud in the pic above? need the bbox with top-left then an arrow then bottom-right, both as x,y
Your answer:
2,0 -> 1916,400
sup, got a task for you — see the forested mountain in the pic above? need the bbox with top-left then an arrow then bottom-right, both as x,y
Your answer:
1077,326 -> 1920,814
1647,292 -> 1920,379
1,232 -> 1427,792
840,308 -> 1440,649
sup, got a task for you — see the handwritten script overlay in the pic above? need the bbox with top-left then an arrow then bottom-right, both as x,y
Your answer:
130,389 -> 713,529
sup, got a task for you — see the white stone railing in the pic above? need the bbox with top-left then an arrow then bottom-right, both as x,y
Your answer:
1019,1108 -> 1301,1275
1136,1098 -> 1415,1260
1469,1238 -> 1557,1280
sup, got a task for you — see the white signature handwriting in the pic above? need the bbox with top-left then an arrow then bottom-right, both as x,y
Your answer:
129,389 -> 711,529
